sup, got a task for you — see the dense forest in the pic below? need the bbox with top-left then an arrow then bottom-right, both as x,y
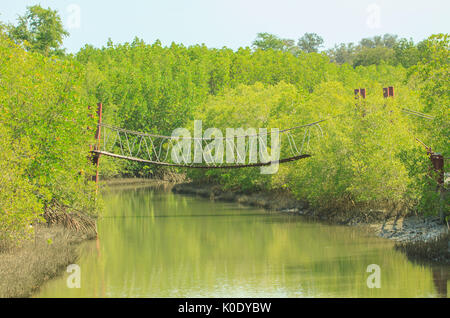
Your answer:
0,6 -> 448,247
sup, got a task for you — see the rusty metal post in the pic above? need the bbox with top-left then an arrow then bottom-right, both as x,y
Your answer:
415,138 -> 446,223
388,86 -> 394,97
430,153 -> 444,185
90,102 -> 102,185
355,88 -> 366,99
383,86 -> 394,98
360,88 -> 366,99
430,153 -> 445,223
355,88 -> 366,116
354,88 -> 366,99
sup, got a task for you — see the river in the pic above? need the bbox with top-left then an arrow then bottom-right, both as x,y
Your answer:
36,184 -> 448,297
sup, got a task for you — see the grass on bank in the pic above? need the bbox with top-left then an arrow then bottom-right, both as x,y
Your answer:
0,213 -> 97,298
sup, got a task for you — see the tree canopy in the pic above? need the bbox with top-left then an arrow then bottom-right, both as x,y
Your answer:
297,33 -> 324,53
7,5 -> 69,56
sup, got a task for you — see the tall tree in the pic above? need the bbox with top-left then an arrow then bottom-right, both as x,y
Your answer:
393,38 -> 422,68
353,46 -> 395,67
359,34 -> 398,49
297,33 -> 324,53
252,32 -> 297,53
326,43 -> 357,64
7,5 -> 68,56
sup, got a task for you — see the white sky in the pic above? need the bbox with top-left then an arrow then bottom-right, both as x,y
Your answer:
1,0 -> 449,53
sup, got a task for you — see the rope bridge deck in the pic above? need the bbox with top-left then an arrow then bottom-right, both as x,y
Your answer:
91,150 -> 311,169
90,121 -> 324,169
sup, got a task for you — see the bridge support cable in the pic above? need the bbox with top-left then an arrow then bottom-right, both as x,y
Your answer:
91,117 -> 342,169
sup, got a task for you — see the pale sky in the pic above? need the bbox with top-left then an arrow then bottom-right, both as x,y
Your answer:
0,0 -> 449,53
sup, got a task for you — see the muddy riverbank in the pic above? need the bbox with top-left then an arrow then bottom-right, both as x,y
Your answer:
0,222 -> 97,298
172,182 -> 449,264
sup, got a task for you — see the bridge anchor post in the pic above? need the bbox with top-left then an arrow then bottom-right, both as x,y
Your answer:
430,153 -> 445,223
90,102 -> 103,187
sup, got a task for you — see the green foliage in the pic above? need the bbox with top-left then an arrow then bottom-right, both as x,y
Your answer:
353,47 -> 395,67
6,5 -> 69,56
326,33 -> 429,69
191,79 -> 418,211
252,32 -> 292,52
76,39 -> 212,176
179,35 -> 446,215
360,34 -> 398,49
252,32 -> 324,55
397,149 -> 441,215
249,31 -> 432,69
0,123 -> 42,244
76,38 -> 335,176
297,33 -> 324,53
393,38 -> 423,68
404,34 -> 449,215
188,82 -> 301,190
327,43 -> 357,65
75,32 -> 447,216
0,32 -> 98,246
406,34 -> 449,157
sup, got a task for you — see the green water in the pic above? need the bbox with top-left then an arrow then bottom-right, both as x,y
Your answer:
36,185 -> 448,298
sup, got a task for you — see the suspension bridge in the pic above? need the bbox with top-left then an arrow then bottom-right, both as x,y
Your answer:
89,86 -> 443,175
90,120 -> 324,169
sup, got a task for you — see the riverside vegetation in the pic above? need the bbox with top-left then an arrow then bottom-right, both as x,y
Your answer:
0,6 -> 448,296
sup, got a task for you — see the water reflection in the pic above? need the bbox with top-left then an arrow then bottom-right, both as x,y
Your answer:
432,267 -> 448,298
36,185 -> 449,298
